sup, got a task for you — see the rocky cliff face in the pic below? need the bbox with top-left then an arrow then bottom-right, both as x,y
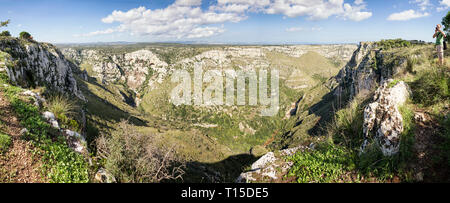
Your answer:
62,45 -> 358,94
62,48 -> 168,92
333,42 -> 409,100
0,38 -> 84,100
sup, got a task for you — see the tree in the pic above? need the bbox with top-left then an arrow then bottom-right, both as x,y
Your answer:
0,31 -> 11,37
442,11 -> 450,41
19,31 -> 32,40
0,19 -> 10,27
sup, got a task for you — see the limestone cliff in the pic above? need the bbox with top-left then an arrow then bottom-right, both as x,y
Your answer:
0,38 -> 84,100
62,48 -> 168,92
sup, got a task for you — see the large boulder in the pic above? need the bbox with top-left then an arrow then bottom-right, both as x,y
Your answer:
362,80 -> 411,156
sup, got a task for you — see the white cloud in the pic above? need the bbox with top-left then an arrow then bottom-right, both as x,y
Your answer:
342,3 -> 373,21
82,0 -> 373,39
437,0 -> 450,11
387,9 -> 429,21
411,0 -> 431,11
440,0 -> 450,6
95,2 -> 245,39
263,0 -> 372,21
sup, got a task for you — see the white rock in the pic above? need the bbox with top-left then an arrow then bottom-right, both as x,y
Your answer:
362,80 -> 411,156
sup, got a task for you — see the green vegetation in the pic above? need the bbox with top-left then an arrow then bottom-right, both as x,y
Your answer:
46,94 -> 80,131
0,31 -> 11,37
19,31 -> 32,40
288,144 -> 356,183
287,99 -> 416,182
0,133 -> 11,153
376,39 -> 412,50
410,66 -> 449,106
0,20 -> 9,28
0,73 -> 89,183
442,11 -> 450,42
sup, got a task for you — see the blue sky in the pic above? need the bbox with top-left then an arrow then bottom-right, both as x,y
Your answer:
0,0 -> 449,44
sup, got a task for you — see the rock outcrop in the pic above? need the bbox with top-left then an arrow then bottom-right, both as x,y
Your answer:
362,80 -> 411,156
0,38 -> 84,100
333,42 -> 409,100
236,146 -> 310,183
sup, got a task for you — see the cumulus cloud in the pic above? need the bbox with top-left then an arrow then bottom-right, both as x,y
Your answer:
96,1 -> 245,39
437,0 -> 450,11
387,9 -> 430,21
81,0 -> 373,39
263,0 -> 372,21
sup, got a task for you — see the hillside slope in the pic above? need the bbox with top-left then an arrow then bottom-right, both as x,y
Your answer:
240,41 -> 450,183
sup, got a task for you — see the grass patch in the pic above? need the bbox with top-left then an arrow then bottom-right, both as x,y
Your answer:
410,66 -> 449,106
0,132 -> 11,153
287,143 -> 356,183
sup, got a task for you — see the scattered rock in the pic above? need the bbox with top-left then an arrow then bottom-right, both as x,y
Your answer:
239,122 -> 256,135
94,168 -> 116,183
42,111 -> 60,129
237,146 -> 308,183
22,90 -> 45,107
20,128 -> 28,136
64,129 -> 86,154
414,112 -> 427,122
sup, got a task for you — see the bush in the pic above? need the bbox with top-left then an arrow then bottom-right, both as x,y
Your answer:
96,120 -> 184,183
0,31 -> 11,37
47,94 -> 77,120
19,31 -> 32,40
0,133 -> 11,153
0,19 -> 9,27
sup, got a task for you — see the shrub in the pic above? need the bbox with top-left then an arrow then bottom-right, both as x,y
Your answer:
96,120 -> 184,183
0,133 -> 11,153
406,56 -> 418,73
0,31 -> 11,37
19,31 -> 32,40
47,94 -> 77,120
0,19 -> 9,27
376,39 -> 412,50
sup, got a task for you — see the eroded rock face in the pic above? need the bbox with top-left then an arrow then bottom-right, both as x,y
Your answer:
333,42 -> 412,100
61,48 -> 168,92
362,80 -> 411,156
0,38 -> 84,100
